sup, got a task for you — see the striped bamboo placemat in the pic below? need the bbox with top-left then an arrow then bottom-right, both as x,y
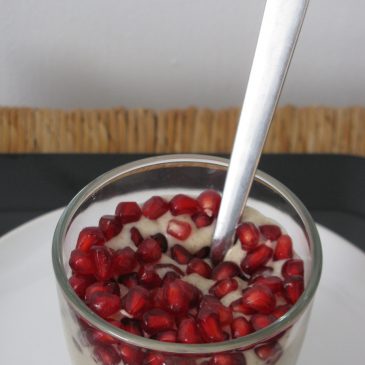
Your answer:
0,106 -> 364,155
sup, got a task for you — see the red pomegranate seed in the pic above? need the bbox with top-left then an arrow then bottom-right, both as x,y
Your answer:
250,275 -> 284,294
237,222 -> 260,251
69,249 -> 96,275
130,227 -> 144,246
211,262 -> 241,281
259,224 -> 282,241
209,353 -> 246,365
209,278 -> 238,299
167,219 -> 192,240
115,202 -> 142,224
155,263 -> 185,276
272,304 -> 292,319
154,330 -> 177,343
241,244 -> 273,274
69,274 -> 95,298
138,265 -> 162,289
192,212 -> 213,228
120,318 -> 143,336
241,285 -> 276,314
118,343 -> 144,365
198,311 -> 228,343
195,246 -> 210,259
88,292 -> 122,319
85,282 -> 120,303
91,246 -> 114,281
162,271 -> 181,285
150,287 -> 165,309
118,272 -> 138,288
93,344 -> 121,365
177,317 -> 203,344
99,215 -> 122,240
200,295 -> 233,326
284,276 -> 304,304
151,233 -> 168,253
231,317 -> 253,338
142,196 -> 169,220
112,247 -> 138,276
136,238 -> 162,263
250,314 -> 275,331
282,259 -> 304,279
144,352 -> 166,365
76,226 -> 106,252
197,190 -> 221,218
230,297 -> 255,315
255,341 -> 283,363
187,258 -> 212,278
87,320 -> 121,345
123,285 -> 150,317
170,194 -> 200,216
171,244 -> 192,264
274,234 -> 293,260
142,308 -> 175,334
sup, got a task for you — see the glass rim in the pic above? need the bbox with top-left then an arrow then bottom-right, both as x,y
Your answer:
52,154 -> 322,354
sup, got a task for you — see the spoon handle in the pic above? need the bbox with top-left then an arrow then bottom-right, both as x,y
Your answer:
211,0 -> 310,263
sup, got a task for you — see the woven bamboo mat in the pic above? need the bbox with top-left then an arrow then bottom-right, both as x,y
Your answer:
0,106 -> 364,155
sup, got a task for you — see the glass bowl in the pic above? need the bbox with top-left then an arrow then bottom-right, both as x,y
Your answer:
52,154 -> 322,365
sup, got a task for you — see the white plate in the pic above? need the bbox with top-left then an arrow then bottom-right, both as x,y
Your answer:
0,209 -> 364,364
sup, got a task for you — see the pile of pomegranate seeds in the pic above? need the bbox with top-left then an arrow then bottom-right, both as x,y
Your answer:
68,190 -> 305,365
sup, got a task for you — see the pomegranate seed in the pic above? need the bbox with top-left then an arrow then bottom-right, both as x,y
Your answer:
142,196 -> 169,220
154,330 -> 177,343
120,318 -> 143,336
155,263 -> 184,276
91,246 -> 114,281
123,285 -> 150,317
138,265 -> 162,289
211,262 -> 241,281
200,295 -> 233,326
187,258 -> 212,278
93,344 -> 121,365
177,317 -> 203,344
231,317 -> 253,338
144,352 -> 166,365
118,343 -> 144,365
136,238 -> 162,263
162,271 -> 181,284
167,219 -> 192,240
197,190 -> 221,218
250,314 -> 275,331
99,215 -> 122,240
150,287 -> 165,309
112,247 -> 138,276
237,222 -> 260,251
115,202 -> 142,224
241,244 -> 273,274
274,234 -> 293,260
87,320 -> 121,345
198,311 -> 228,342
195,246 -> 210,259
69,274 -> 95,298
250,276 -> 284,294
69,249 -> 96,275
282,259 -> 304,278
272,304 -> 292,319
255,341 -> 283,363
192,212 -> 213,228
170,194 -> 200,216
209,353 -> 246,365
85,282 -> 120,303
209,278 -> 238,299
151,233 -> 168,253
230,297 -> 255,315
130,227 -> 144,246
259,224 -> 282,241
142,308 -> 175,334
241,285 -> 276,314
118,272 -> 139,288
171,244 -> 192,264
284,276 -> 304,304
76,227 -> 105,252
88,292 -> 121,319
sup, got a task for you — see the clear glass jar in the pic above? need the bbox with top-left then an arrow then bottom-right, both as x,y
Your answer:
52,154 -> 322,365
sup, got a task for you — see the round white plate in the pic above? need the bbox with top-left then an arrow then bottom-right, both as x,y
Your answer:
0,209 -> 364,364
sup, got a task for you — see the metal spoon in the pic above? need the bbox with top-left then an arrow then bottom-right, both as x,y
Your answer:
211,0 -> 310,264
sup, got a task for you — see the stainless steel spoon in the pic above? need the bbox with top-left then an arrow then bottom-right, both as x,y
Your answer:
211,0 -> 310,264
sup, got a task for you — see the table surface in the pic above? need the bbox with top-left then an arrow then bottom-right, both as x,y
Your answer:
1,154 -> 364,251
